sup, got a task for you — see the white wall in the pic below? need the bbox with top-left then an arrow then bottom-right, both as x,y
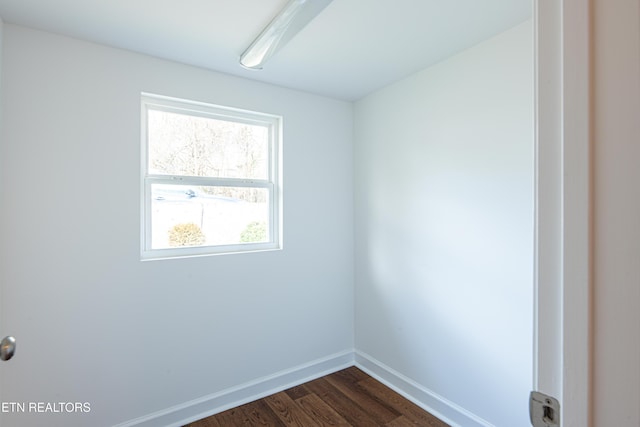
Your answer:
592,0 -> 640,425
0,25 -> 354,426
0,18 -> 4,403
0,16 -> 2,140
354,21 -> 533,427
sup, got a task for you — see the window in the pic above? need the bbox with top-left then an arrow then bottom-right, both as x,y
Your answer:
141,94 -> 281,259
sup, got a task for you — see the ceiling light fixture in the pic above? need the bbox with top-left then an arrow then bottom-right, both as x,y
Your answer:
240,0 -> 333,70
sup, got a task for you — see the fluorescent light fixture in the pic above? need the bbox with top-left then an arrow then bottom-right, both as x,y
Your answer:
240,0 -> 333,70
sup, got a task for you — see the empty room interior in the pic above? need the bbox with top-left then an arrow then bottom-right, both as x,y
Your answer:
0,1 -> 639,427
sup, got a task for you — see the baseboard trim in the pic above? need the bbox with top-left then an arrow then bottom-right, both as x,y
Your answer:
115,350 -> 354,427
354,350 -> 494,427
115,350 -> 495,427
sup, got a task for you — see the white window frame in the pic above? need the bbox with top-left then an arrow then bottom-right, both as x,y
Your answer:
140,93 -> 282,260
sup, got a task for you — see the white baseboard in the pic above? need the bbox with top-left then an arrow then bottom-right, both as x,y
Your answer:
114,350 -> 354,427
115,350 -> 494,427
354,350 -> 494,427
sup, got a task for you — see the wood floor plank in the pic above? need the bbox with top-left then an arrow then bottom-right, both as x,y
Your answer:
264,391 -> 320,426
385,415 -> 421,426
295,393 -> 351,426
212,407 -> 249,426
324,370 -> 400,424
358,378 -> 450,427
284,384 -> 311,401
184,368 -> 449,427
243,399 -> 287,426
304,378 -> 381,426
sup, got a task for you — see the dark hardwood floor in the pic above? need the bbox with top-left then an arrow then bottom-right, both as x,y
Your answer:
184,367 -> 449,427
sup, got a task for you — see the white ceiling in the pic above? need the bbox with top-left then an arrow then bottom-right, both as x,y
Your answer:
0,0 -> 531,101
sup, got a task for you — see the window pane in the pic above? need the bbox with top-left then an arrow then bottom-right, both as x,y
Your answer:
148,109 -> 269,179
150,184 -> 269,249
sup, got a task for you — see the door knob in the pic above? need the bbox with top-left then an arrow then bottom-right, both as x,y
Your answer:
0,336 -> 16,361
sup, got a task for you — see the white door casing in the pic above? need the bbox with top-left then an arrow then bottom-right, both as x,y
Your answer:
535,0 -> 591,426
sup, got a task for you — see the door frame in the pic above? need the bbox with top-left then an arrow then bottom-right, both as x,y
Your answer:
535,0 -> 591,426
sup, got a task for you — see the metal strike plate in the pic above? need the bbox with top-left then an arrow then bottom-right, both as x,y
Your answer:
530,391 -> 560,427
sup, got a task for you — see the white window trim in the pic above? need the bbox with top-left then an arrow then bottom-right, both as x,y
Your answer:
140,93 -> 282,260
